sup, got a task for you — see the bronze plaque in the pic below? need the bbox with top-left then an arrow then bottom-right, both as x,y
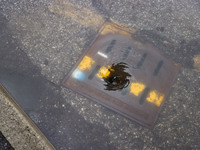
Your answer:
62,22 -> 180,128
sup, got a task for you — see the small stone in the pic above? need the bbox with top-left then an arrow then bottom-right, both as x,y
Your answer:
193,55 -> 200,72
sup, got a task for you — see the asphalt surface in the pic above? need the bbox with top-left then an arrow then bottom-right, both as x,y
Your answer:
0,0 -> 200,149
0,85 -> 53,150
0,131 -> 14,150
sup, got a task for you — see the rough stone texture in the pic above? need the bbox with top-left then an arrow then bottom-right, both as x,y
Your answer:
0,87 -> 53,150
0,0 -> 200,149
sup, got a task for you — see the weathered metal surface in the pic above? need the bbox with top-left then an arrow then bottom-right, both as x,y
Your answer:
63,22 -> 180,128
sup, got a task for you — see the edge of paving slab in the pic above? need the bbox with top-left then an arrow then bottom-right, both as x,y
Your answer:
0,85 -> 55,150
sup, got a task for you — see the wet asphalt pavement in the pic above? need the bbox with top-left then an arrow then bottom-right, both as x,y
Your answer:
0,131 -> 14,150
0,0 -> 200,149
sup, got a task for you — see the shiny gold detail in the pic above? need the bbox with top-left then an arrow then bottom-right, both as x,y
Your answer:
97,66 -> 111,78
130,83 -> 146,96
78,56 -> 94,70
146,90 -> 164,107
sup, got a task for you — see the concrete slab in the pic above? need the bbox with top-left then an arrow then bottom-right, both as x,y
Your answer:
0,86 -> 54,150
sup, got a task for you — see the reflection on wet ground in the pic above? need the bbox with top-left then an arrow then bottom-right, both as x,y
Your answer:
63,22 -> 180,128
102,62 -> 131,91
1,0 -> 200,149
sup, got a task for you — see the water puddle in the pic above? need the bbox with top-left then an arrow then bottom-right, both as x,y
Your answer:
62,22 -> 180,128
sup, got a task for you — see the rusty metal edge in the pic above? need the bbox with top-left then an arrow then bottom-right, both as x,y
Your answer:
61,21 -> 107,85
61,21 -> 182,129
152,63 -> 181,128
61,21 -> 133,85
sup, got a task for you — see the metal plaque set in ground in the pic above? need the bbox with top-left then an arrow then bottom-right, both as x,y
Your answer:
62,22 -> 180,128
